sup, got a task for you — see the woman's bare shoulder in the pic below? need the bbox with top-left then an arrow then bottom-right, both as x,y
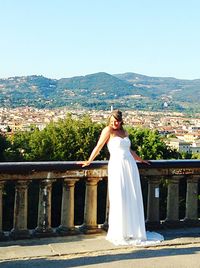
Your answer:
102,125 -> 112,134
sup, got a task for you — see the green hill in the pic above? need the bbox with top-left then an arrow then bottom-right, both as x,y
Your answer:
0,72 -> 199,113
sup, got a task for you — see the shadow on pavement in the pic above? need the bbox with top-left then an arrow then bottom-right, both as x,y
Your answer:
0,233 -> 90,248
1,227 -> 200,247
1,245 -> 200,268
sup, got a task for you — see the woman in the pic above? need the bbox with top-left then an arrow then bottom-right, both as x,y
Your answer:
81,110 -> 163,246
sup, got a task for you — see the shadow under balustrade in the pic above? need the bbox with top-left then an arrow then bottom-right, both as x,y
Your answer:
0,160 -> 200,241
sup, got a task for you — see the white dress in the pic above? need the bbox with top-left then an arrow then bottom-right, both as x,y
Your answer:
106,136 -> 164,246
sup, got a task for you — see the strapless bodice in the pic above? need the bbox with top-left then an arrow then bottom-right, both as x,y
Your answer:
107,136 -> 131,158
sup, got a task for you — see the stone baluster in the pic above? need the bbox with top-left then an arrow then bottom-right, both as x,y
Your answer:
10,180 -> 30,239
102,181 -> 109,231
184,175 -> 199,225
80,177 -> 102,234
146,177 -> 161,229
57,178 -> 79,235
34,178 -> 55,237
0,181 -> 5,240
164,176 -> 182,227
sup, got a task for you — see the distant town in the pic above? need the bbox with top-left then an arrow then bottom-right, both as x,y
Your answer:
0,107 -> 200,155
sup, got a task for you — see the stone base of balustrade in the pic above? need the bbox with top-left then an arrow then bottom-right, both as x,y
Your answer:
33,227 -> 57,238
162,219 -> 185,228
0,231 -> 7,241
101,222 -> 108,231
79,224 -> 105,234
57,225 -> 81,236
145,221 -> 162,230
183,218 -> 200,227
10,229 -> 31,240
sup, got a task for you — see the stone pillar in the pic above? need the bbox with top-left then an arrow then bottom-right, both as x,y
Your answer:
146,177 -> 161,229
102,181 -> 109,231
164,176 -> 181,227
184,175 -> 200,226
79,177 -> 102,234
34,179 -> 55,237
10,180 -> 30,239
0,181 -> 5,240
57,179 -> 79,235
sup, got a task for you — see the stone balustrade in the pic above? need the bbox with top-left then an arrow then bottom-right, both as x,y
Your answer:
0,160 -> 200,241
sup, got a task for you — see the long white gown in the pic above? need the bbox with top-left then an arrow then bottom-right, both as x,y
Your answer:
106,136 -> 164,246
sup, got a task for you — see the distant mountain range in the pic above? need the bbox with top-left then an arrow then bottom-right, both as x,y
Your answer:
0,72 -> 199,113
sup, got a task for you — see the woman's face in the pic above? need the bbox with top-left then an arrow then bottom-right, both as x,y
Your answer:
109,115 -> 122,130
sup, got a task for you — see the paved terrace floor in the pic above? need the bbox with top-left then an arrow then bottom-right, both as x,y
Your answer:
1,228 -> 200,268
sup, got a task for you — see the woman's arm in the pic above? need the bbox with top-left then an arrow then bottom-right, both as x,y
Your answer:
130,149 -> 150,164
80,126 -> 111,167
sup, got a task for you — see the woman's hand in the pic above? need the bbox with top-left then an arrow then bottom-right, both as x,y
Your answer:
140,159 -> 151,165
78,160 -> 91,167
130,150 -> 150,165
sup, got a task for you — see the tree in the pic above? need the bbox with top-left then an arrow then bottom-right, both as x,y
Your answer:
126,127 -> 180,160
6,114 -> 108,161
5,115 -> 180,161
0,133 -> 9,161
191,153 -> 200,159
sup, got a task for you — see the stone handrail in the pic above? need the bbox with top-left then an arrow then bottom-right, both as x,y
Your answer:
0,160 -> 200,240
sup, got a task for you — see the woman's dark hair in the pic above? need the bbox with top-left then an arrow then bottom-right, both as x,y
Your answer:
111,110 -> 123,121
108,110 -> 124,128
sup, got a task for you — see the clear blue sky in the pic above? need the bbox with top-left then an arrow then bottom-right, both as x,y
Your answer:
1,0 -> 200,80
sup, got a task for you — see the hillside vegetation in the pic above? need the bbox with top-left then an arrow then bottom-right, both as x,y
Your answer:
0,72 -> 199,113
